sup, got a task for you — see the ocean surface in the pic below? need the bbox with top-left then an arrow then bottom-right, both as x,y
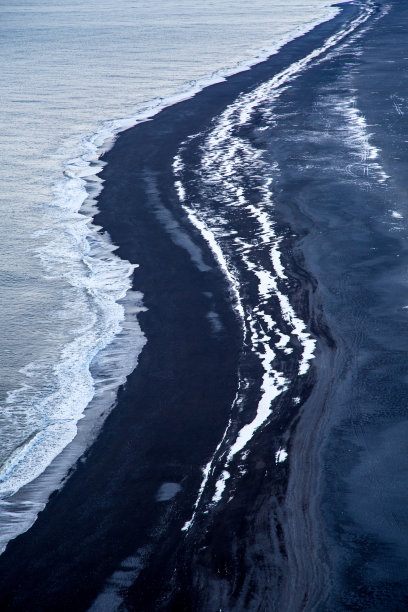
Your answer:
0,0 -> 346,552
1,0 -> 408,608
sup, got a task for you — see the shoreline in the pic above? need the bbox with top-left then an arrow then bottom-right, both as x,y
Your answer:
0,0 -> 349,553
0,3 -> 374,609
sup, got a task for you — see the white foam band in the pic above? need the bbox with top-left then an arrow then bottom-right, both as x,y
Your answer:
175,0 -> 379,525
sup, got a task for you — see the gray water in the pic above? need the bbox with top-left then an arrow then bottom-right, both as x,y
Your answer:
0,0 -> 343,549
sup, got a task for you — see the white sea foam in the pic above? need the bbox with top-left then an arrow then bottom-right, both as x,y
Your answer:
0,0 -> 358,556
0,109 -> 148,502
0,111 -> 150,552
275,448 -> 288,463
180,202 -> 246,328
176,0 -> 378,522
0,284 -> 146,552
332,94 -> 390,184
212,470 -> 231,503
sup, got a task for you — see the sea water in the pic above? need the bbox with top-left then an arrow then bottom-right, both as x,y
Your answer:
0,0 -> 345,550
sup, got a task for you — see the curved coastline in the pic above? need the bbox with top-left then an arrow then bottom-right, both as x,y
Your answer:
0,0 -> 347,555
0,2 -> 394,610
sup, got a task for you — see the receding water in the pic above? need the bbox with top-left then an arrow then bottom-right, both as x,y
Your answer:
0,0 -> 343,547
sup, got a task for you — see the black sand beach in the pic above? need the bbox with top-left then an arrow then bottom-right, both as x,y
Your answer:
2,1 -> 408,610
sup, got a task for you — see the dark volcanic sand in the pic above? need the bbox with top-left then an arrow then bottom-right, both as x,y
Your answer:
1,1 -> 408,610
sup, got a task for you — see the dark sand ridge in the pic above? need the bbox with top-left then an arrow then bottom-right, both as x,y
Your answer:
264,1 -> 408,608
0,1 -> 399,610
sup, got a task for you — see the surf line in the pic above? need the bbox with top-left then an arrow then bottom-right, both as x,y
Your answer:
177,3 -> 380,531
174,0 -> 380,531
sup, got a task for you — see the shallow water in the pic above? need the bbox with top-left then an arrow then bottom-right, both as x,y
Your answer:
0,0 -> 344,549
2,1 -> 407,607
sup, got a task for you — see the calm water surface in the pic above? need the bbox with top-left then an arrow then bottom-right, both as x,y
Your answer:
0,0 -> 342,547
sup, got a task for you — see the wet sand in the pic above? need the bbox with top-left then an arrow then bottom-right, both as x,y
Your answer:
2,2 -> 407,610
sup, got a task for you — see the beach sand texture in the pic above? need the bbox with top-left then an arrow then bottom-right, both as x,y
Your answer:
1,1 -> 408,610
